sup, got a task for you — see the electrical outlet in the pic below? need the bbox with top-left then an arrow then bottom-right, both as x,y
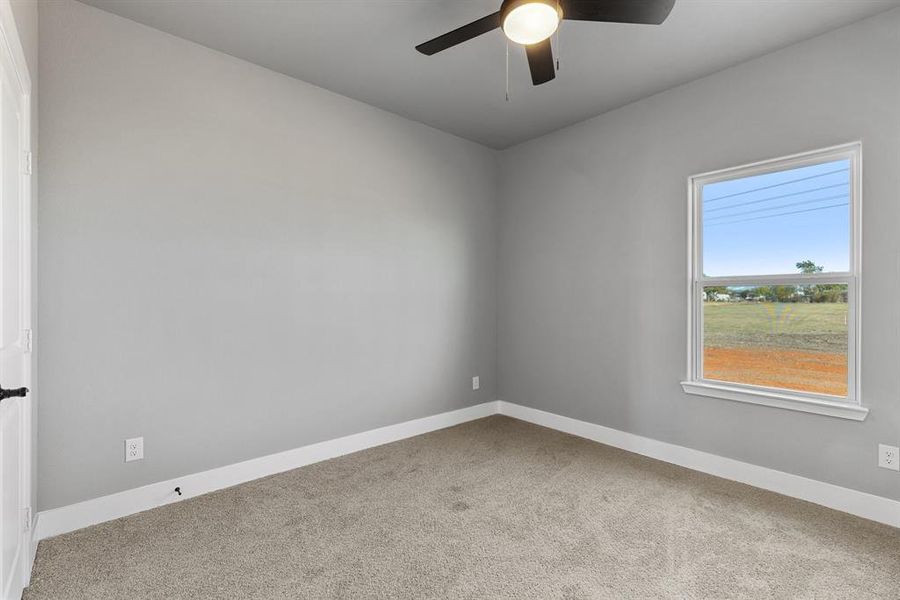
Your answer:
472,376 -> 480,391
125,437 -> 144,463
878,444 -> 899,471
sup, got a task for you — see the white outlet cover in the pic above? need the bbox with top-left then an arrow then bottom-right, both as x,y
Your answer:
125,437 -> 144,463
472,376 -> 480,391
878,444 -> 899,471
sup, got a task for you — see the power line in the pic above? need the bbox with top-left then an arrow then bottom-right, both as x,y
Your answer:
706,202 -> 848,227
704,193 -> 849,221
703,167 -> 849,203
704,182 -> 848,213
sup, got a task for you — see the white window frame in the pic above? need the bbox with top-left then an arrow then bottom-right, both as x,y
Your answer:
681,142 -> 866,421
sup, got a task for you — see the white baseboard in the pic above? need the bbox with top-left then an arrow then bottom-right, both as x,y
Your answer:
497,401 -> 900,529
34,401 -> 499,542
33,398 -> 898,549
23,525 -> 37,588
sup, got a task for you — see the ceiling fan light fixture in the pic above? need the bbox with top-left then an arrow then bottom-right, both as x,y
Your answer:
501,0 -> 561,46
415,0 -> 676,87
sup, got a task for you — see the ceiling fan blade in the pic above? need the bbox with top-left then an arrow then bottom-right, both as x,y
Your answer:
525,39 -> 555,86
416,12 -> 502,55
562,0 -> 675,25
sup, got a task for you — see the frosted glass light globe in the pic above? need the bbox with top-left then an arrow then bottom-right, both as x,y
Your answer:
503,2 -> 561,45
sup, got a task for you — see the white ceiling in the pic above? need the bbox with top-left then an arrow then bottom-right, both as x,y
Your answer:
78,0 -> 900,149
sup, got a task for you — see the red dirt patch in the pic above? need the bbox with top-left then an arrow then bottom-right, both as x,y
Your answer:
704,346 -> 847,397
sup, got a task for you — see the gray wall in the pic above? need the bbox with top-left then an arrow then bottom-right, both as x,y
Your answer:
39,0 -> 497,510
499,10 -> 900,501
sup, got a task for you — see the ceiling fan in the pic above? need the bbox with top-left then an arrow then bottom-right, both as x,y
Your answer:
416,0 -> 676,86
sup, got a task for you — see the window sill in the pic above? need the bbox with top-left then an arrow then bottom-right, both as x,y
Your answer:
680,380 -> 868,421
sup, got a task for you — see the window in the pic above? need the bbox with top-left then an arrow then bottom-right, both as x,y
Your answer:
682,143 -> 865,420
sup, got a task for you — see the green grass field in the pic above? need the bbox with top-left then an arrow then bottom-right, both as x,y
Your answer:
703,302 -> 848,353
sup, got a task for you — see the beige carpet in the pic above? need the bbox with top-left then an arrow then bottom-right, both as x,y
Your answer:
25,416 -> 900,599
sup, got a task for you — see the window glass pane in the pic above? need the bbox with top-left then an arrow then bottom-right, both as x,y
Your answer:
702,159 -> 850,277
702,285 -> 848,397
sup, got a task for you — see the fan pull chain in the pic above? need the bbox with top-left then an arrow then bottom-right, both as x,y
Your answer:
556,29 -> 560,71
556,1 -> 561,70
505,40 -> 510,102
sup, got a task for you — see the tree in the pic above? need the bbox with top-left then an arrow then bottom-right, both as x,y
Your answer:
796,260 -> 823,274
705,286 -> 729,301
773,285 -> 797,303
794,260 -> 845,303
751,286 -> 773,301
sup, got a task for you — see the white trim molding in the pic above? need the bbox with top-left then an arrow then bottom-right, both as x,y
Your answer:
34,399 -> 898,552
0,1 -> 34,597
35,401 -> 499,542
496,401 -> 899,529
680,380 -> 869,421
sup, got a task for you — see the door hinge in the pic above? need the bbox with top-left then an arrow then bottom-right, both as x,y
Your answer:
23,150 -> 31,175
23,507 -> 31,532
23,328 -> 31,353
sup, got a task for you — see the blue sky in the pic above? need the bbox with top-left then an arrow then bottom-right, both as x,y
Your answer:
702,159 -> 850,277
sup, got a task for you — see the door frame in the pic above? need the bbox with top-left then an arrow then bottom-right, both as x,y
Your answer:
0,1 -> 33,596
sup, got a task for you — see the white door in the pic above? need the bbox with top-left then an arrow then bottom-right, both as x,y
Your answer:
0,5 -> 31,598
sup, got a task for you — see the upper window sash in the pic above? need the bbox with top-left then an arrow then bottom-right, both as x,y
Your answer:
690,143 -> 861,281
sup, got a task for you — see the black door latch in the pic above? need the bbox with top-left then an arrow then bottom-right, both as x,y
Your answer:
0,386 -> 28,401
